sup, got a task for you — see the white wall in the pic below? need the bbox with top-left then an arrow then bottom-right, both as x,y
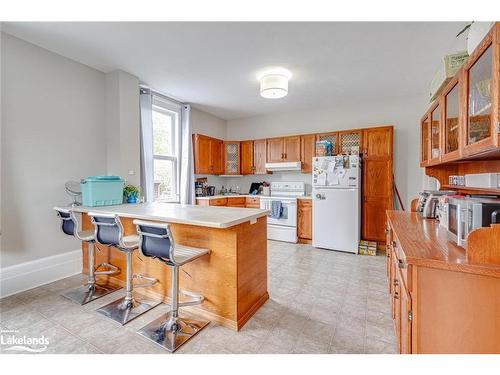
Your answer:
1,33 -> 107,268
225,95 -> 429,208
105,70 -> 141,186
191,107 -> 228,189
191,107 -> 227,139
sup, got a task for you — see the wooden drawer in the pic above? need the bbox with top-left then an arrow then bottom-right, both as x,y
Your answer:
209,198 -> 228,206
245,196 -> 260,208
390,235 -> 412,292
227,197 -> 246,206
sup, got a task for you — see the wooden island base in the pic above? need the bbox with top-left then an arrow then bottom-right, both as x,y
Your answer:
81,214 -> 269,331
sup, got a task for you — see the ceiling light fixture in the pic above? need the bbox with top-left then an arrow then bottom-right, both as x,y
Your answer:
258,67 -> 292,99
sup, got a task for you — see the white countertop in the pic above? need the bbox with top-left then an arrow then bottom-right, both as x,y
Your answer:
71,202 -> 269,229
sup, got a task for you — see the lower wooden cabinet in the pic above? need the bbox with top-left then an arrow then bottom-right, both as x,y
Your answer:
227,196 -> 246,207
386,213 -> 500,354
196,196 -> 261,209
245,196 -> 261,208
297,199 -> 312,241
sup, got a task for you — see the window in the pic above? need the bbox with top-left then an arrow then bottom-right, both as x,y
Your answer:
152,96 -> 181,202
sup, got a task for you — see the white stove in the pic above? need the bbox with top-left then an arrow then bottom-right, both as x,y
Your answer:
260,182 -> 305,243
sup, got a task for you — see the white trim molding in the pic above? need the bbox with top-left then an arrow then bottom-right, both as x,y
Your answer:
0,249 -> 82,299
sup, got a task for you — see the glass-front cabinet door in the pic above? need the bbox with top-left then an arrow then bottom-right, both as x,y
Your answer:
463,38 -> 498,155
442,77 -> 461,161
430,103 -> 441,163
420,115 -> 430,166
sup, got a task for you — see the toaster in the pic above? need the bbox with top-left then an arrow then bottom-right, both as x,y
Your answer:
417,190 -> 456,219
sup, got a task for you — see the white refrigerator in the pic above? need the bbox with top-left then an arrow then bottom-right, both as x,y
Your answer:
312,155 -> 361,253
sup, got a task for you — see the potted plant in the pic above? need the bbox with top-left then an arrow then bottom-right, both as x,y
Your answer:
123,184 -> 140,204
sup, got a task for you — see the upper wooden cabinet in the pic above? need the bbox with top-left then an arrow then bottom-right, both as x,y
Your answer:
267,136 -> 301,162
429,101 -> 441,165
316,132 -> 339,155
267,137 -> 284,162
300,134 -> 316,173
462,33 -> 498,156
339,130 -> 362,154
193,134 -> 224,175
441,75 -> 462,162
253,139 -> 267,174
240,140 -> 254,175
223,141 -> 241,175
420,22 -> 500,165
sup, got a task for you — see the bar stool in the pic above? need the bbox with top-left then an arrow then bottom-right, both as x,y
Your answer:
133,219 -> 210,352
53,207 -> 121,305
88,212 -> 161,325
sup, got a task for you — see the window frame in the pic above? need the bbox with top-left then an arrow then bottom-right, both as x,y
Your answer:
151,96 -> 182,203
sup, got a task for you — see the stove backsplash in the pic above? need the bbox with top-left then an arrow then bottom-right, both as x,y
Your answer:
195,172 -> 312,195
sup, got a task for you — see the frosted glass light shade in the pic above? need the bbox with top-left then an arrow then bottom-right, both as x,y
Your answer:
260,74 -> 289,99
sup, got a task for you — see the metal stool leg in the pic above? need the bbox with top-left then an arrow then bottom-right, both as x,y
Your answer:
137,266 -> 209,352
96,251 -> 160,325
61,242 -> 121,305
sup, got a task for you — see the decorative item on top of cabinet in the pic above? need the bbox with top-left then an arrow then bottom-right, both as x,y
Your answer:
297,199 -> 312,242
223,141 -> 241,175
240,140 -> 254,175
339,130 -> 362,154
253,139 -> 267,174
362,126 -> 394,243
266,136 -> 301,162
193,134 -> 224,175
300,134 -> 316,173
316,132 -> 338,155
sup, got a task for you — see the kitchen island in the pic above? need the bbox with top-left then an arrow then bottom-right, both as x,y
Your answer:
72,203 -> 270,331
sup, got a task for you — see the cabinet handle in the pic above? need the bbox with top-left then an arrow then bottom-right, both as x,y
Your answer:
394,292 -> 399,300
391,240 -> 397,248
398,259 -> 406,269
393,279 -> 399,287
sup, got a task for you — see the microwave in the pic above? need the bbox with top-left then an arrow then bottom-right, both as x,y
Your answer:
448,196 -> 500,247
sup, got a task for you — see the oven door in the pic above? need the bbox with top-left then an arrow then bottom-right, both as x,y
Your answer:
260,198 -> 297,227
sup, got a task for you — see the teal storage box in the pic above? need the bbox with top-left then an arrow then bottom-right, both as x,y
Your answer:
81,176 -> 124,207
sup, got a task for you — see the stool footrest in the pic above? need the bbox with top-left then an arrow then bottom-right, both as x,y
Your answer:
94,263 -> 120,276
178,289 -> 204,307
133,274 -> 158,289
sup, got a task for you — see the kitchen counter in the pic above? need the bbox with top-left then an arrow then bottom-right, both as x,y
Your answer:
195,194 -> 257,200
71,202 -> 269,229
196,194 -> 313,200
386,210 -> 500,278
72,202 -> 269,330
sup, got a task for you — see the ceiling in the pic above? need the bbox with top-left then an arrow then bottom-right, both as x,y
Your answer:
2,22 -> 467,120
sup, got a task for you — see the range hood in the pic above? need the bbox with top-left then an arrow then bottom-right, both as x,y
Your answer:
264,161 -> 302,172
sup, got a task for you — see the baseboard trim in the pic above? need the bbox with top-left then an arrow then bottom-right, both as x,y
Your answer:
0,249 -> 82,299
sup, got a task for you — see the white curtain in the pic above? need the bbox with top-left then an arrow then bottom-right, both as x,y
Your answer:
139,88 -> 154,202
179,104 -> 195,204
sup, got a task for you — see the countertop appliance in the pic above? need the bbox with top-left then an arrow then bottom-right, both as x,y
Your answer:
416,190 -> 456,218
312,155 -> 361,253
448,196 -> 500,247
259,181 -> 305,243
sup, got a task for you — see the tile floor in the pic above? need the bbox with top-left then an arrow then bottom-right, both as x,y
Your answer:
0,241 -> 396,354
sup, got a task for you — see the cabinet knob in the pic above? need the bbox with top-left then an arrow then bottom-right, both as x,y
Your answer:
391,240 -> 397,248
398,259 -> 406,269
